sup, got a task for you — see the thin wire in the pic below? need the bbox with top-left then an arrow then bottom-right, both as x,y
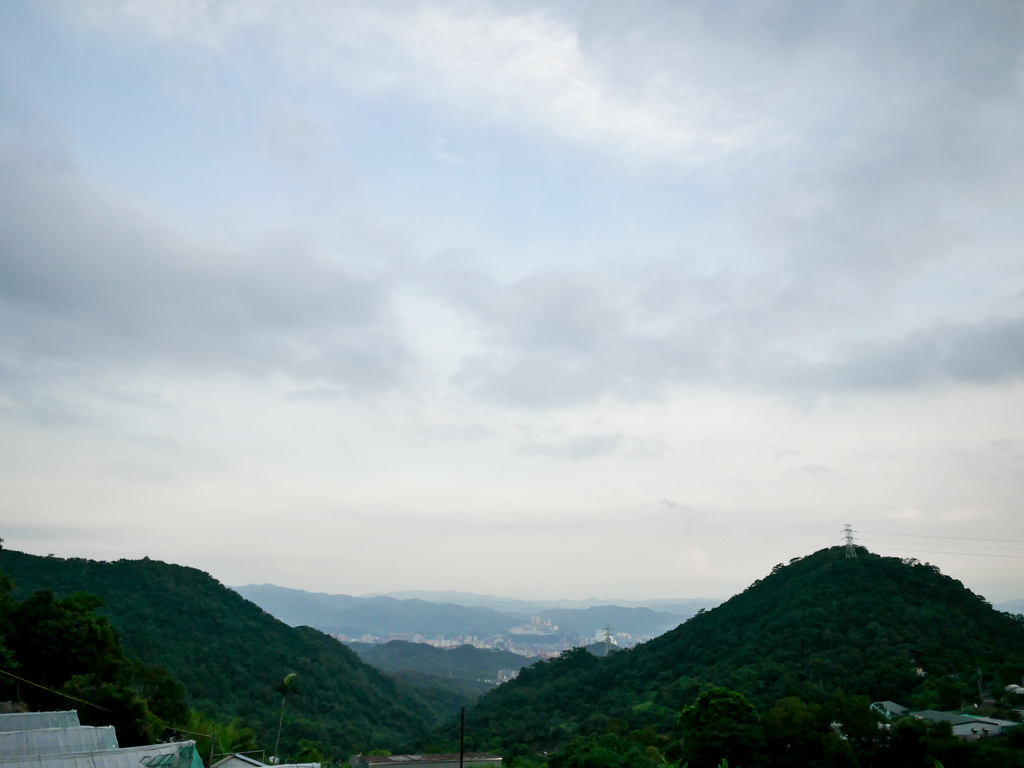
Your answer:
0,668 -> 109,711
864,545 -> 1024,560
859,539 -> 1024,553
857,531 -> 1024,544
162,723 -> 215,739
0,668 -> 215,739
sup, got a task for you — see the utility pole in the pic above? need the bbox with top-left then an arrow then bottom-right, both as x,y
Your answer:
977,668 -> 984,700
844,524 -> 857,559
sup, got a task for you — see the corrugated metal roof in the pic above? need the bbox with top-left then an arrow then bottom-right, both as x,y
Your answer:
0,739 -> 201,768
911,710 -> 976,726
0,728 -> 118,758
0,715 -> 80,734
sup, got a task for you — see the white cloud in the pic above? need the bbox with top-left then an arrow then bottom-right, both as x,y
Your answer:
0,146 -> 413,402
3,0 -> 1024,602
70,0 -> 796,165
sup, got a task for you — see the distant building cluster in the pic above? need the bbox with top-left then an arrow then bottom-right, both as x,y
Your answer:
508,617 -> 558,636
494,668 -> 519,684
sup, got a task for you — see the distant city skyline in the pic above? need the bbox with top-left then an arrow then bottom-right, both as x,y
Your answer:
1,1 -> 1023,602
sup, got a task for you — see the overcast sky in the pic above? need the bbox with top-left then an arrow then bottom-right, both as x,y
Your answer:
1,0 -> 1023,602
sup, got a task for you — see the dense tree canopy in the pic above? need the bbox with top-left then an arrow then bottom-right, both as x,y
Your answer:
678,687 -> 766,768
0,561 -> 188,745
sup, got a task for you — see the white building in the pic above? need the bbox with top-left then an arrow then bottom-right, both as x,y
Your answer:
911,710 -> 1020,740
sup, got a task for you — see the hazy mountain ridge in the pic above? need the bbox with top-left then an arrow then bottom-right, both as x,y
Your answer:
365,590 -> 719,616
235,583 -> 699,640
235,583 -> 530,637
995,599 -> 1024,615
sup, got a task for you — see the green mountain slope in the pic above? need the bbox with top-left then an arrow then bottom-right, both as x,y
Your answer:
349,639 -> 531,681
455,547 -> 1024,754
338,640 -> 531,707
0,549 -> 463,758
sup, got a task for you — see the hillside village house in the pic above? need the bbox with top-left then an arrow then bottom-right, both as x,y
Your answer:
911,710 -> 1020,740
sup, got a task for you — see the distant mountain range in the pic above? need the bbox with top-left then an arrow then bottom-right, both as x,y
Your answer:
994,598 -> 1024,614
363,590 -> 719,617
234,584 -> 518,637
234,583 -> 717,641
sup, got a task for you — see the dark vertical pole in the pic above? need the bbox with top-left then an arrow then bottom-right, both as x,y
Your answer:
459,706 -> 465,768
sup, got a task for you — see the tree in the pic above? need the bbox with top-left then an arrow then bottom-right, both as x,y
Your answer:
274,672 -> 300,761
7,590 -> 123,689
909,675 -> 972,711
0,584 -> 189,747
822,693 -> 882,764
677,687 -> 765,768
763,697 -> 832,767
295,742 -> 326,763
548,733 -> 665,768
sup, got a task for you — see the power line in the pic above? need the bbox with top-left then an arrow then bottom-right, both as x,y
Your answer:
0,668 -> 109,711
863,545 -> 1024,560
857,531 -> 1024,545
859,539 -> 1024,553
0,668 -> 214,739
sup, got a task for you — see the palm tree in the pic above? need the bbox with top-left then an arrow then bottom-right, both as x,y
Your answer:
273,673 -> 299,762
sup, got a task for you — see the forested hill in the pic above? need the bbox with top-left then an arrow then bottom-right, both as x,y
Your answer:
348,639 -> 531,681
454,547 -> 1024,754
0,549 -> 465,758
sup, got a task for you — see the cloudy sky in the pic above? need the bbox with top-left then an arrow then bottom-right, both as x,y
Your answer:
1,0 -> 1023,602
